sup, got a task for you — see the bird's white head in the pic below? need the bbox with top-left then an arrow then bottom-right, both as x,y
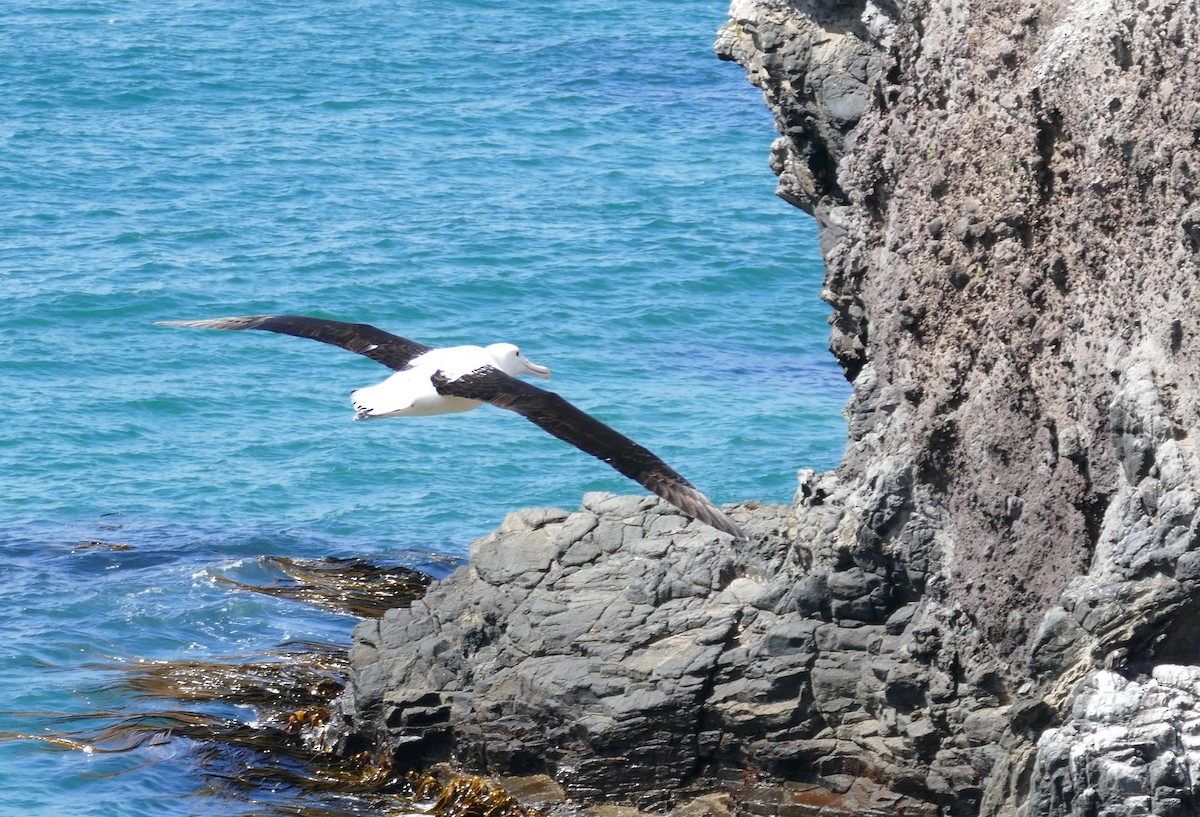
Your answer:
487,343 -> 551,380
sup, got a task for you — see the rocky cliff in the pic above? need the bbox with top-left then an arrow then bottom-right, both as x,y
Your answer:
341,2 -> 1200,815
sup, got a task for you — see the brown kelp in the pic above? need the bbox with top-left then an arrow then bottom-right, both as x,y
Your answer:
407,772 -> 540,817
7,648 -> 405,810
98,646 -> 348,711
212,556 -> 433,618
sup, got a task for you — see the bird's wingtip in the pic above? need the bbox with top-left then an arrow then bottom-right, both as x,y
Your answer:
154,318 -> 224,328
153,316 -> 268,330
712,513 -> 747,540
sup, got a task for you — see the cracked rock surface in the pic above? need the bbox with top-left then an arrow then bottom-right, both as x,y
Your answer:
347,495 -> 796,808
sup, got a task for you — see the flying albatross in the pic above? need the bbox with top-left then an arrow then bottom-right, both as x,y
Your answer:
157,315 -> 745,538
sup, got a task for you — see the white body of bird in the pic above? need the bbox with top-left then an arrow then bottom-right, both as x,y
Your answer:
351,342 -> 551,420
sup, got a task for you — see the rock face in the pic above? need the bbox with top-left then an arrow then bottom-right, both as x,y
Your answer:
1027,666 -> 1200,817
341,1 -> 1200,815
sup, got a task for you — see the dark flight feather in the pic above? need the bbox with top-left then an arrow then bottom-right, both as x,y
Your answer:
432,366 -> 745,538
155,315 -> 432,371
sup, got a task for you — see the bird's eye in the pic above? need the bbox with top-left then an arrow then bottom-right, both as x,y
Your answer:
516,351 -> 522,357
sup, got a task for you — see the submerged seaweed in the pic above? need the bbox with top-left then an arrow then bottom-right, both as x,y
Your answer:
212,556 -> 434,618
6,645 -> 406,812
97,646 -> 348,711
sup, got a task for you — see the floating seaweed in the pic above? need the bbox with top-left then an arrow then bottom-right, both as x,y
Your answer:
96,647 -> 348,712
10,653 -> 406,805
406,772 -> 539,817
213,556 -> 433,618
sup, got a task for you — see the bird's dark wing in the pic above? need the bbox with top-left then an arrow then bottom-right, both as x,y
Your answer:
155,315 -> 432,371
433,367 -> 745,539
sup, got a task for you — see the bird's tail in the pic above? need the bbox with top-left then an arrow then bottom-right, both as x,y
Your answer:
351,387 -> 381,421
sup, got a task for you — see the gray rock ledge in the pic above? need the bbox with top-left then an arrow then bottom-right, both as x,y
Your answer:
340,486 -> 999,814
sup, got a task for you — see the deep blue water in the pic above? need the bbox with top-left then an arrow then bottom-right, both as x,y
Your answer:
0,1 -> 847,813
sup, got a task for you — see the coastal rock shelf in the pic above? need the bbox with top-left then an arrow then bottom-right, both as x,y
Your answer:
343,491 -> 964,814
339,1 -> 1200,815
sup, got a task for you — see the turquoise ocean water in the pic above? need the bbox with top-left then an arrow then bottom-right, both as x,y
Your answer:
0,2 -> 847,814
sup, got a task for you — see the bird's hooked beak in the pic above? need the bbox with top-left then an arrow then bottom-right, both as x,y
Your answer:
524,358 -> 552,380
